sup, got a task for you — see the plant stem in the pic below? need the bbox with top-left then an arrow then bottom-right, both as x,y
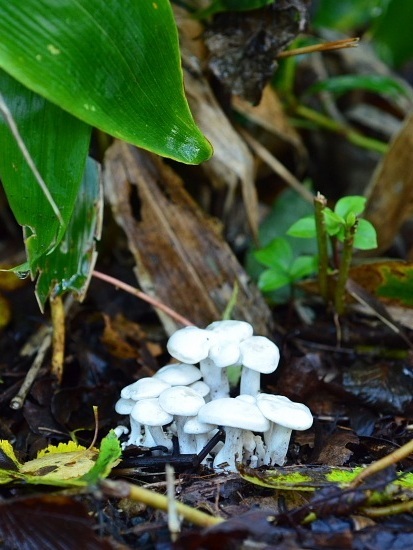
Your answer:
361,500 -> 413,518
295,104 -> 388,154
50,295 -> 65,383
100,479 -> 224,528
313,193 -> 329,303
334,222 -> 357,315
349,437 -> 413,489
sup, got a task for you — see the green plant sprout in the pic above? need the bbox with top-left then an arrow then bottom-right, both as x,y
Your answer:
254,237 -> 317,294
255,194 -> 377,314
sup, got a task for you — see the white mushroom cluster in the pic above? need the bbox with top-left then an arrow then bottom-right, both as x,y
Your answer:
115,320 -> 313,471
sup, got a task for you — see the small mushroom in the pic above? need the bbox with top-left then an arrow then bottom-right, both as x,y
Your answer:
198,397 -> 270,472
115,397 -> 142,447
167,326 -> 215,364
131,398 -> 173,452
257,394 -> 313,466
183,417 -> 216,456
158,386 -> 205,454
121,377 -> 170,400
154,363 -> 202,386
189,380 -> 211,399
200,320 -> 252,400
239,336 -> 280,396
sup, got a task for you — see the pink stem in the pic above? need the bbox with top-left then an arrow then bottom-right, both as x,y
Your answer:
92,270 -> 194,327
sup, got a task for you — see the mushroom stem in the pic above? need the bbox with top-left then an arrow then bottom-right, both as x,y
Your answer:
213,427 -> 243,472
264,424 -> 293,466
175,416 -> 197,454
148,426 -> 173,452
200,358 -> 229,400
239,367 -> 260,396
127,416 -> 143,447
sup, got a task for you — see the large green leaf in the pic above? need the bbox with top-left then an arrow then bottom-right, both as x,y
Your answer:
0,70 -> 91,270
0,0 -> 212,164
35,157 -> 102,307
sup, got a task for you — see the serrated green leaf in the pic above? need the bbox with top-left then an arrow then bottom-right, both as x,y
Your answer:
0,432 -> 121,487
35,158 -> 102,307
0,0 -> 212,164
335,195 -> 366,219
287,216 -> 317,238
305,74 -> 413,101
254,237 -> 293,270
258,269 -> 291,292
80,431 -> 122,484
0,70 -> 91,271
353,219 -> 378,250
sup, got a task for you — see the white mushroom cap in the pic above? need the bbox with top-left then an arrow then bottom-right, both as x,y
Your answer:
167,326 -> 215,364
239,336 -> 280,374
131,398 -> 173,452
198,398 -> 270,432
121,377 -> 171,400
154,363 -> 202,385
115,397 -> 135,415
236,394 -> 257,405
239,336 -> 280,396
184,417 -> 215,435
189,380 -> 210,398
206,320 -> 253,343
257,394 -> 313,430
131,398 -> 173,426
158,386 -> 205,417
199,398 -> 269,472
208,341 -> 241,368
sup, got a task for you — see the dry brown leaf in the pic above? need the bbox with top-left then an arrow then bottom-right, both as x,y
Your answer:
365,112 -> 413,252
176,7 -> 259,239
232,85 -> 307,163
315,431 -> 358,466
103,141 -> 274,336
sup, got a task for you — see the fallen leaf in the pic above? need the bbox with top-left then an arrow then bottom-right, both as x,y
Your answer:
365,112 -> 413,252
103,142 -> 274,336
0,495 -> 113,550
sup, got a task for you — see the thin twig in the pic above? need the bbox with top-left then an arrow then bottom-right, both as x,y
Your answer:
50,294 -> 65,382
92,270 -> 194,327
349,438 -> 413,489
277,37 -> 359,59
101,478 -> 224,528
0,92 -> 63,225
295,104 -> 388,154
10,330 -> 52,410
166,465 -> 181,540
239,127 -> 314,204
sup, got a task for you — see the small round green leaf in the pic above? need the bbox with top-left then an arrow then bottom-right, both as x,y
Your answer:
335,196 -> 366,218
353,219 -> 378,250
290,255 -> 317,281
287,216 -> 317,238
254,237 -> 293,270
258,268 -> 291,292
323,208 -> 343,236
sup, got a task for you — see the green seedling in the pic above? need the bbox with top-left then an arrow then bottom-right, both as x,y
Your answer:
287,193 -> 377,313
254,237 -> 317,294
254,194 -> 377,313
